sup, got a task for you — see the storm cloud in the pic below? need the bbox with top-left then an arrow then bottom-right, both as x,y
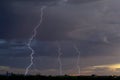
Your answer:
1,0 -> 120,57
1,0 -> 120,75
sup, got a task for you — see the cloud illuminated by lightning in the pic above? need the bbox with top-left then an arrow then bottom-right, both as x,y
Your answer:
103,36 -> 110,44
25,6 -> 46,75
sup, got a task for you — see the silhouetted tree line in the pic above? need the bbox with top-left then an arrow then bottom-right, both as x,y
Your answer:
0,72 -> 120,80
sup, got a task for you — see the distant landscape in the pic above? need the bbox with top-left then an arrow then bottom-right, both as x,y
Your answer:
0,73 -> 120,80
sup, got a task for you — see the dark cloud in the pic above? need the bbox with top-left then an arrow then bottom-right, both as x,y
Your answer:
0,0 -> 120,57
67,0 -> 100,4
0,0 -> 100,4
0,39 -> 119,58
1,0 -> 120,75
0,0 -> 102,41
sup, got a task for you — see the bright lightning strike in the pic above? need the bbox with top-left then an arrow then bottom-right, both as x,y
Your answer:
25,6 -> 47,75
56,42 -> 63,75
73,44 -> 80,75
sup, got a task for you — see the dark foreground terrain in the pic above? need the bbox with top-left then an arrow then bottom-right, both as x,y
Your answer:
0,74 -> 120,80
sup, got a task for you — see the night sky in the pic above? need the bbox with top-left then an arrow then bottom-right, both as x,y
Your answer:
1,0 -> 120,75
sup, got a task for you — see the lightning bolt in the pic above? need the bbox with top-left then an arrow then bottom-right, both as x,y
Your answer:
56,42 -> 63,75
73,44 -> 80,75
25,6 -> 47,75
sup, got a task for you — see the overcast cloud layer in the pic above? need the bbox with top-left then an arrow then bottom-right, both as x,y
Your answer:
1,0 -> 120,75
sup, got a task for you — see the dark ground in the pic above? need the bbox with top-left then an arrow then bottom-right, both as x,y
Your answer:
0,74 -> 120,80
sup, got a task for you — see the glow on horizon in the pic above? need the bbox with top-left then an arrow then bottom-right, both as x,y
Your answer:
93,63 -> 120,71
